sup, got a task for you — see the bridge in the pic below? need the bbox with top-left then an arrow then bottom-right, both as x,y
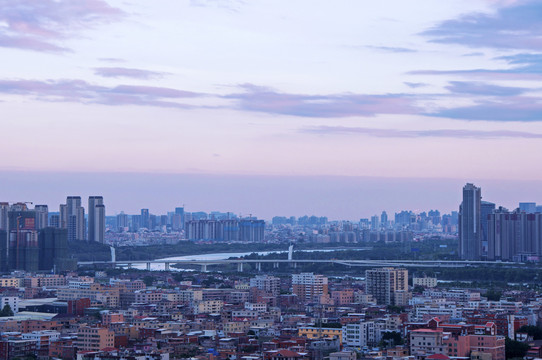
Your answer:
77,258 -> 516,272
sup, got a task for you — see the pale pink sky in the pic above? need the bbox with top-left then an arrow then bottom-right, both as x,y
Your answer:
1,0 -> 542,217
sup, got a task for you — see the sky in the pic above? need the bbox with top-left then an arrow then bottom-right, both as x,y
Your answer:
1,0 -> 542,219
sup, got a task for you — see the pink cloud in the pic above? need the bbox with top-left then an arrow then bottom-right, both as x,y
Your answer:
302,125 -> 542,139
0,79 -> 202,108
225,84 -> 418,118
94,67 -> 169,80
0,0 -> 124,52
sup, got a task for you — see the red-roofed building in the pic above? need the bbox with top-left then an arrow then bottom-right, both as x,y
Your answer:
426,354 -> 449,360
410,327 -> 505,360
265,349 -> 309,360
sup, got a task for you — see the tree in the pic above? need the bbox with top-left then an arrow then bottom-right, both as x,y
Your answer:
143,275 -> 155,287
517,325 -> 542,340
380,331 -> 403,347
486,289 -> 502,301
505,337 -> 530,359
413,285 -> 425,294
0,305 -> 14,317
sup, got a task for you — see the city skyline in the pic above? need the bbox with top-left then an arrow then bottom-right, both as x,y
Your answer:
2,1 -> 542,184
2,172 -> 542,220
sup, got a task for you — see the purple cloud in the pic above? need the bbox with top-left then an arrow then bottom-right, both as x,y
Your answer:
0,0 -> 124,53
225,84 -> 418,118
98,58 -> 126,63
430,96 -> 542,121
404,82 -> 428,89
410,53 -> 542,81
0,79 -> 202,108
364,46 -> 417,53
94,67 -> 169,80
462,52 -> 485,57
445,81 -> 526,96
302,125 -> 542,139
421,1 -> 542,50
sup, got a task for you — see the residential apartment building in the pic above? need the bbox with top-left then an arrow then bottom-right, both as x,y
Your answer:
366,267 -> 408,306
342,321 -> 376,348
250,275 -> 281,295
75,326 -> 114,352
292,273 -> 329,304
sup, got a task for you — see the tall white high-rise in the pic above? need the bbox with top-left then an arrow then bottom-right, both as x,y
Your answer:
66,196 -> 85,241
59,204 -> 68,229
34,205 -> 48,230
459,183 -> 482,260
116,212 -> 128,231
88,196 -> 105,242
93,204 -> 106,243
0,203 -> 9,231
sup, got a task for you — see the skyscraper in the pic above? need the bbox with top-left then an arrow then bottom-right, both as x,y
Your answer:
59,204 -> 68,229
66,196 -> 85,241
459,183 -> 482,260
480,201 -> 495,259
93,204 -> 106,243
7,203 -> 39,271
34,205 -> 48,230
239,219 -> 265,242
381,211 -> 388,228
0,203 -> 8,231
38,227 -> 68,271
88,196 -> 105,243
371,215 -> 380,230
116,212 -> 128,231
174,207 -> 185,230
49,214 -> 60,228
519,202 -> 537,213
141,209 -> 150,229
488,208 -> 542,261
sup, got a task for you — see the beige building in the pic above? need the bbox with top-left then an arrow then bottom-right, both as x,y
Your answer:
195,300 -> 224,314
0,278 -> 23,288
76,326 -> 114,351
163,290 -> 203,304
413,276 -> 438,288
299,327 -> 343,343
292,273 -> 329,304
57,284 -> 119,308
223,320 -> 251,335
134,290 -> 163,304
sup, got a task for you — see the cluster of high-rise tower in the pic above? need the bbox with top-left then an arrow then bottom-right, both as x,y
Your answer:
51,196 -> 106,243
459,183 -> 542,261
0,196 -> 106,271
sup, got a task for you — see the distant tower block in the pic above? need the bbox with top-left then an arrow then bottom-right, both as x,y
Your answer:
110,246 -> 116,263
288,244 -> 294,261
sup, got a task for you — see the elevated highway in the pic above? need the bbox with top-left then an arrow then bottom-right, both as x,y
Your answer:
77,258 -> 515,272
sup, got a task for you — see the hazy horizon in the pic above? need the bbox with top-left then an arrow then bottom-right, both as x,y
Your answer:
1,170 -> 539,221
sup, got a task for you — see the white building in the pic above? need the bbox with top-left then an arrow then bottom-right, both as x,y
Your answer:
0,296 -> 19,313
245,302 -> 267,312
22,330 -> 60,349
250,275 -> 281,295
413,276 -> 437,288
342,321 -> 376,348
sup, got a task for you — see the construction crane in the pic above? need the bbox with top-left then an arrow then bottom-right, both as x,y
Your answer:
3,201 -> 33,210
